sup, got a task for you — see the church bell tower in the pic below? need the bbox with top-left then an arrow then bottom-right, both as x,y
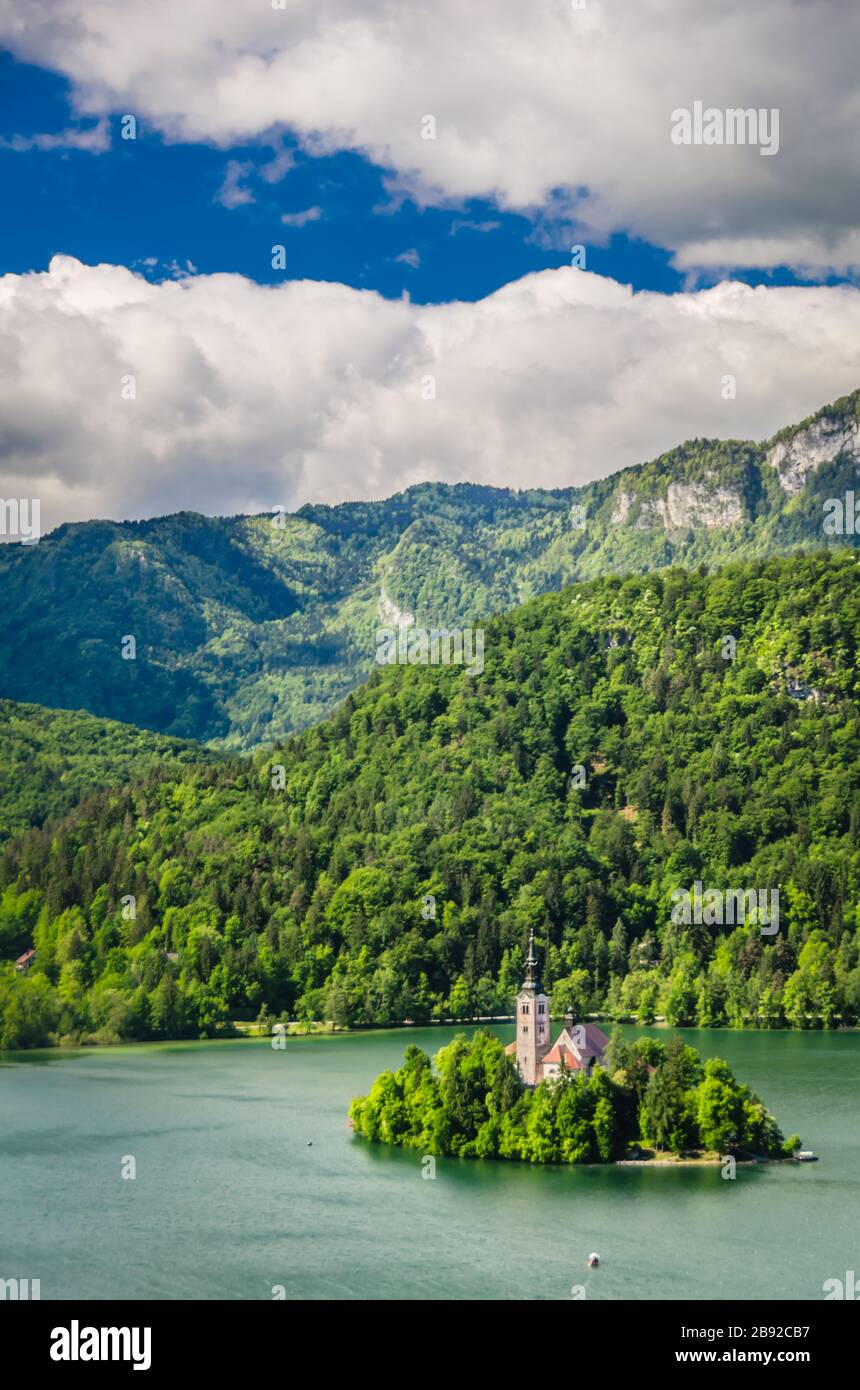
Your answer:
515,930 -> 551,1086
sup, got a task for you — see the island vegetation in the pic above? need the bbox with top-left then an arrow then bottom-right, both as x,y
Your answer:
349,1031 -> 800,1164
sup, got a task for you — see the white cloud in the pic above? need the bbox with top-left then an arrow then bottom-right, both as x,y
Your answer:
215,159 -> 256,209
450,220 -> 501,237
216,145 -> 296,209
1,1 -> 859,272
2,256 -> 860,534
0,118 -> 110,153
134,257 -> 197,279
259,148 -> 294,184
395,248 -> 420,268
675,232 -> 860,282
280,206 -> 322,227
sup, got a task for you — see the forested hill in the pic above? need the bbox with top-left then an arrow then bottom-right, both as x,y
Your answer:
1,549 -> 858,1048
0,700 -> 226,844
0,389 -> 859,748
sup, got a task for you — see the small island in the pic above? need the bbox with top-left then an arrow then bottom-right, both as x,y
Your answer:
349,1029 -> 798,1165
349,937 -> 799,1165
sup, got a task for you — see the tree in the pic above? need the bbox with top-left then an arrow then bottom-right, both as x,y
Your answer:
696,1058 -> 744,1153
643,1067 -> 674,1150
149,973 -> 187,1038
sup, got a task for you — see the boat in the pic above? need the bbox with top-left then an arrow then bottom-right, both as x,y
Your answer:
795,1151 -> 818,1162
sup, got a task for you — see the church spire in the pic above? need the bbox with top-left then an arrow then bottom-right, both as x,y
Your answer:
523,929 -> 540,990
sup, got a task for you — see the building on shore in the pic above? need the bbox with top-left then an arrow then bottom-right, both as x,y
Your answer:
504,931 -> 609,1086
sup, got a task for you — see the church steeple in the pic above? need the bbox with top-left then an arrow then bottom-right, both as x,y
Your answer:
523,929 -> 540,990
515,931 -> 551,1086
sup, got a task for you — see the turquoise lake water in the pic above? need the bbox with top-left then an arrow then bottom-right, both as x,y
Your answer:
1,1024 -> 857,1300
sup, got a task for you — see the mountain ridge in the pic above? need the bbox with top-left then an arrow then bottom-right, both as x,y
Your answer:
32,384 -> 860,537
1,388 -> 858,748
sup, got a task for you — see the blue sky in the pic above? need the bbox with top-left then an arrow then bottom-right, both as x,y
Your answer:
0,51 -> 843,305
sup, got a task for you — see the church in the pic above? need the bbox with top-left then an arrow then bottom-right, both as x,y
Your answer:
505,931 -> 609,1086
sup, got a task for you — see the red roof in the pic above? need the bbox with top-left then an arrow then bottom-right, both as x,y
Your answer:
558,1021 -> 609,1059
542,1043 -> 584,1069
15,949 -> 35,965
577,1021 -> 610,1053
590,1022 -> 610,1048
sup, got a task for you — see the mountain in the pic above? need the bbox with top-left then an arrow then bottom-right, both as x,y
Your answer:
1,390 -> 859,750
0,699 -> 226,843
2,548 -> 858,1048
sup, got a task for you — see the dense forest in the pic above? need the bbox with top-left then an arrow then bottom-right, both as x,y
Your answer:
0,699 -> 224,843
0,390 -> 857,748
1,548 -> 858,1049
349,1031 -> 797,1164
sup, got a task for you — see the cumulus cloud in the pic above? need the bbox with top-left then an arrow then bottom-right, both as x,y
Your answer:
1,1 -> 859,273
2,256 -> 860,535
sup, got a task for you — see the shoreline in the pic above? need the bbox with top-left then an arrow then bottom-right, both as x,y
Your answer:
3,1013 -> 856,1056
345,1132 -> 802,1168
614,1155 -> 791,1166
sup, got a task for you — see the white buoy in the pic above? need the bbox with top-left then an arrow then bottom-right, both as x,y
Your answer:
588,1252 -> 600,1267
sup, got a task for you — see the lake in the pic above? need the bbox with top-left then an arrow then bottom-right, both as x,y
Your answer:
1,1024 -> 857,1300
